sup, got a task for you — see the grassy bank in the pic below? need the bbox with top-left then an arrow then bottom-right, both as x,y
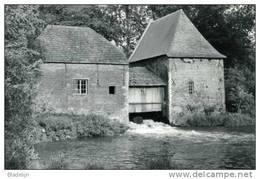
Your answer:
33,113 -> 129,143
175,112 -> 255,127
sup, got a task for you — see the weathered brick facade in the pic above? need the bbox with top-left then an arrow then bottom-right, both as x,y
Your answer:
35,63 -> 129,123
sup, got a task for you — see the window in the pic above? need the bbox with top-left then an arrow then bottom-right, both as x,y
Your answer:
109,86 -> 115,94
188,81 -> 194,94
76,79 -> 88,94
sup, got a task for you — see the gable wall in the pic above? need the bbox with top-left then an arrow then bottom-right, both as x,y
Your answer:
35,63 -> 129,123
169,58 -> 225,124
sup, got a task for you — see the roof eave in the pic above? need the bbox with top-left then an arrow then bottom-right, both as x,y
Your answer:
166,53 -> 227,59
43,61 -> 129,65
129,84 -> 166,87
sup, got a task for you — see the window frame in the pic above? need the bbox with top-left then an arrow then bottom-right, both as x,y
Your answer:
188,81 -> 194,95
73,78 -> 89,95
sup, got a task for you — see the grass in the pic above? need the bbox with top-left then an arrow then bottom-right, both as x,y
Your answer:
147,157 -> 172,169
82,163 -> 104,170
223,113 -> 255,127
175,111 -> 255,127
145,157 -> 188,169
41,152 -> 105,169
44,152 -> 69,169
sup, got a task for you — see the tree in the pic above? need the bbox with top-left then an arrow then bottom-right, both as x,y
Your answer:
5,5 -> 45,169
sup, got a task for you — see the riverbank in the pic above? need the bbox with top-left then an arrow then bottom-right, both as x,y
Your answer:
32,113 -> 129,143
33,123 -> 255,169
175,112 -> 255,127
32,111 -> 255,143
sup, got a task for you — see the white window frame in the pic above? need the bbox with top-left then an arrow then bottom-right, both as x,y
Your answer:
73,78 -> 88,95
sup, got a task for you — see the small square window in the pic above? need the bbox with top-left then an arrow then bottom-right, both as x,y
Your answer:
109,86 -> 115,94
76,79 -> 88,94
188,81 -> 194,95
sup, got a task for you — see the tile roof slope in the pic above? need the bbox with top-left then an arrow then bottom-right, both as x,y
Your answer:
36,25 -> 128,64
129,67 -> 166,87
129,9 -> 226,63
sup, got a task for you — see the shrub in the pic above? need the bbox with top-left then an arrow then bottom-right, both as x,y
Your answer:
5,115 -> 39,169
75,114 -> 128,138
45,152 -> 69,169
175,111 -> 254,127
5,137 -> 38,169
206,112 -> 225,126
37,113 -> 74,131
224,113 -> 255,127
35,113 -> 129,141
175,112 -> 209,127
203,105 -> 216,116
225,67 -> 255,117
35,113 -> 77,141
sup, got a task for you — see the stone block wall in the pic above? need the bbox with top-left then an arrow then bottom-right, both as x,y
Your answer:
131,57 -> 225,124
35,63 -> 129,123
169,58 -> 225,124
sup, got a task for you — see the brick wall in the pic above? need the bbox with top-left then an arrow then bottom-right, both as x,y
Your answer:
35,63 -> 129,123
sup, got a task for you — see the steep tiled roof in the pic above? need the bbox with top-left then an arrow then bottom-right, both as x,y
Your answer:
129,9 -> 226,63
129,67 -> 166,87
35,25 -> 127,64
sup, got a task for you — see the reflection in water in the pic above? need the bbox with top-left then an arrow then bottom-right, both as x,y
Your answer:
35,120 -> 255,169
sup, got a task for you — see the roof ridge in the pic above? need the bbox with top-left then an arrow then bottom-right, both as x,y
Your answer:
129,9 -> 226,62
47,24 -> 91,29
166,11 -> 226,58
165,10 -> 183,55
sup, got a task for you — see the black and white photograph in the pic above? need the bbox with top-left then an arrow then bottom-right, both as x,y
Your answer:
3,2 -> 256,175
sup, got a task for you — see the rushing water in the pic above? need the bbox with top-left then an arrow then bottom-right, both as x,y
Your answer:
35,120 -> 255,169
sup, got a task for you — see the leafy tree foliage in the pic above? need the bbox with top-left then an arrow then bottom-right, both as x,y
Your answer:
5,5 -> 45,169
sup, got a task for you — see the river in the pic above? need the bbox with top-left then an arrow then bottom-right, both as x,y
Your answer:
35,120 -> 255,169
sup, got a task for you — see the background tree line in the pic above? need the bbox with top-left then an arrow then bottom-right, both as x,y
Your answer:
5,4 -> 255,169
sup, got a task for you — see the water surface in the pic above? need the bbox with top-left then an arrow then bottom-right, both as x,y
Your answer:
35,120 -> 255,169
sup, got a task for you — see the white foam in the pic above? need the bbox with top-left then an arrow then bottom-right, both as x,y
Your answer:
127,120 -> 255,142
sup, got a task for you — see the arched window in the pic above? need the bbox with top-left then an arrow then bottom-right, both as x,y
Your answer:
188,81 -> 194,94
